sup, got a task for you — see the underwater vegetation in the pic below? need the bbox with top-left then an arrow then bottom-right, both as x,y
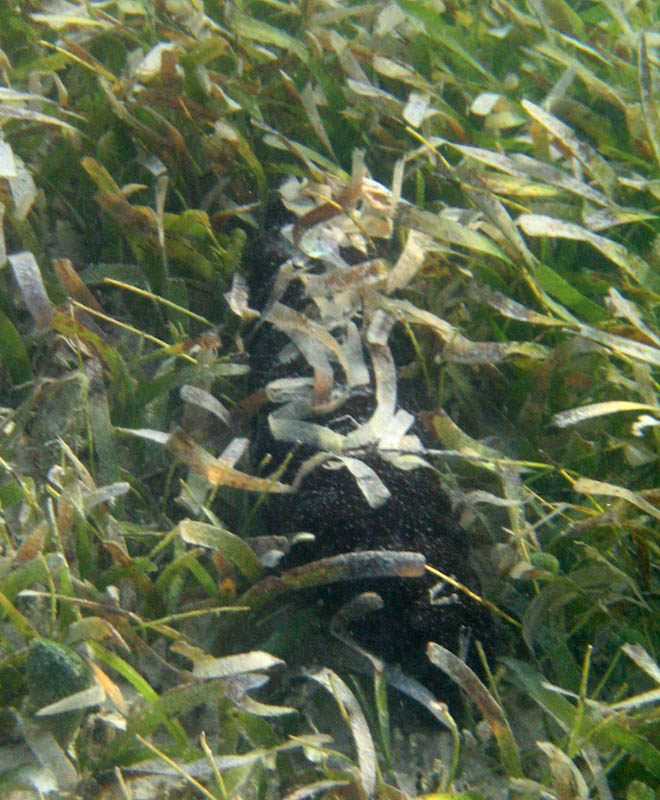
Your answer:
1,1 -> 660,799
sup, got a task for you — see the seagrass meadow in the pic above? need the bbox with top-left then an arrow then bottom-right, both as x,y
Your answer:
1,1 -> 660,798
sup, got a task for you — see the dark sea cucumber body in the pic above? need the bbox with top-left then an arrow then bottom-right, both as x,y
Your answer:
246,199 -> 493,690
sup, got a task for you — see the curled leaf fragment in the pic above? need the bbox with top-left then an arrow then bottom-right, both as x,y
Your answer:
336,456 -> 391,508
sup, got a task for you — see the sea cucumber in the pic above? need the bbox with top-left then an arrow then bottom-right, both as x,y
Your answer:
244,157 -> 492,690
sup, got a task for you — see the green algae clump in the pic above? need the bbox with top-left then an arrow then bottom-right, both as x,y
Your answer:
25,639 -> 94,746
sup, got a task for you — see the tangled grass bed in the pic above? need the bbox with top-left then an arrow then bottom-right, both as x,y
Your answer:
1,1 -> 660,798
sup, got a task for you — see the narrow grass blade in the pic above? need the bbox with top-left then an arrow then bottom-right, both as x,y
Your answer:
638,33 -> 660,170
178,520 -> 263,582
505,658 -> 660,779
306,667 -> 377,797
427,643 -> 522,778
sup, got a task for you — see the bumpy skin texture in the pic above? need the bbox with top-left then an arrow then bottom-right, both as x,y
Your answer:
247,202 -> 492,690
272,457 -> 492,689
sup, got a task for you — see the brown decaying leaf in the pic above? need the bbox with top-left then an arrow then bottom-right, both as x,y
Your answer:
381,297 -> 547,363
304,258 -> 387,297
102,540 -> 156,596
167,428 -> 292,493
94,190 -> 157,237
14,523 -> 46,562
292,150 -> 367,245
575,324 -> 660,367
89,660 -> 128,715
53,258 -> 104,312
